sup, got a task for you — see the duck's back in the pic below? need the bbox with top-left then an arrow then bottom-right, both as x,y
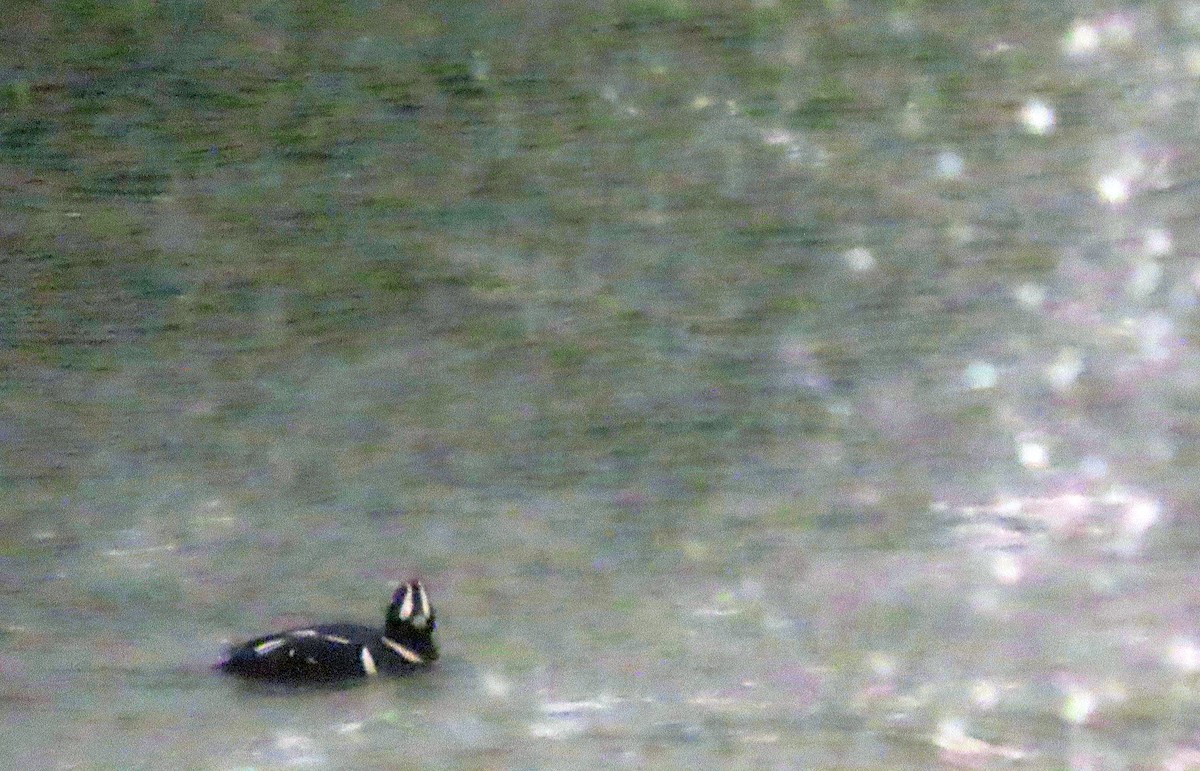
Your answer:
219,623 -> 380,682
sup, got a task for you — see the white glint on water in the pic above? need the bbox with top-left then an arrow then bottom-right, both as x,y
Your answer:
1097,175 -> 1130,205
1018,441 -> 1049,470
1020,100 -> 1055,135
963,360 -> 997,390
844,247 -> 875,272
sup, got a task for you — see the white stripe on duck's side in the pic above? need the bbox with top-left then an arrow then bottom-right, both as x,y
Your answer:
255,629 -> 346,657
253,637 -> 288,655
380,636 -> 425,664
360,646 -> 378,675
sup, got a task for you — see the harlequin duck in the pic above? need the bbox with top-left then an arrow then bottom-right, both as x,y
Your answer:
218,580 -> 437,683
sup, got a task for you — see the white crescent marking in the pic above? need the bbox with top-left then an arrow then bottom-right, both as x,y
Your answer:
380,636 -> 424,664
399,585 -> 414,620
360,646 -> 378,675
418,584 -> 431,619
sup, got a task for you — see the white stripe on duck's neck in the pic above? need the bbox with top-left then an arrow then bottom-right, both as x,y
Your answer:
380,636 -> 425,664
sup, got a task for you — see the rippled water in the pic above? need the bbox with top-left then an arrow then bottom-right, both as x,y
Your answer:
5,1 -> 1200,768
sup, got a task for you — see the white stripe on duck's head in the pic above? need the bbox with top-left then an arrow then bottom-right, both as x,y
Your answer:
387,580 -> 435,632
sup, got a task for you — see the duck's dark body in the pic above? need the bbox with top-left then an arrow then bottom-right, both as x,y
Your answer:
218,581 -> 437,683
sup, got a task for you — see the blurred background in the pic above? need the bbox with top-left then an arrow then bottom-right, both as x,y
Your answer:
4,0 -> 1200,767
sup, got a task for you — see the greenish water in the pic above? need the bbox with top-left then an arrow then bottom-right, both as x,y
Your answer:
4,0 -> 1200,767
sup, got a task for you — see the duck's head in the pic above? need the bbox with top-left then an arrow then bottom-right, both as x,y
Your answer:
385,580 -> 438,661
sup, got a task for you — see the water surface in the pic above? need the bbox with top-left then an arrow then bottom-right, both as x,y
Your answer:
3,1 -> 1200,767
